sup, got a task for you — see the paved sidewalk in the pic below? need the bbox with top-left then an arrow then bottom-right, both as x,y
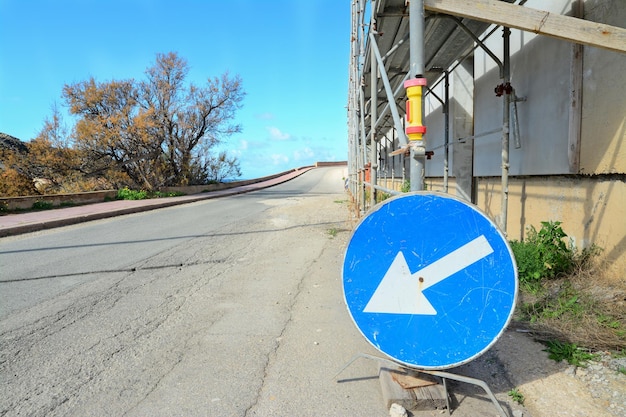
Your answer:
0,168 -> 313,237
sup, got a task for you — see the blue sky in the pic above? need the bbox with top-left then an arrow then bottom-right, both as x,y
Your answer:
0,0 -> 349,179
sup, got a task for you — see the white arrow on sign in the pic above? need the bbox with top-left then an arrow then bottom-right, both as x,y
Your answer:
363,235 -> 494,315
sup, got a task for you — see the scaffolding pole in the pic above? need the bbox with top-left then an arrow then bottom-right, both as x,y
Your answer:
370,2 -> 379,206
500,27 -> 511,235
409,0 -> 426,191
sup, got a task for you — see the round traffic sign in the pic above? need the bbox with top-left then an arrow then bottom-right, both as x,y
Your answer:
343,192 -> 518,369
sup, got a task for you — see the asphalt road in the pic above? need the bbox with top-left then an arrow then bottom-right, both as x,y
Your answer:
5,166 -> 602,417
0,167 -> 387,417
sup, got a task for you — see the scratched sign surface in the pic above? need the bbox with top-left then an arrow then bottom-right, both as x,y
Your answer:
343,192 -> 518,369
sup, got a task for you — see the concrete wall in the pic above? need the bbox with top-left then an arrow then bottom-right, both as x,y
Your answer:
0,166 -> 319,211
469,0 -> 626,275
474,176 -> 626,277
0,190 -> 118,211
382,175 -> 626,276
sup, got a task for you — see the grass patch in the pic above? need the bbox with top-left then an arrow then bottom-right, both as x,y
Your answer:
116,187 -> 185,200
511,221 -> 626,354
152,190 -> 185,198
327,227 -> 338,238
376,192 -> 391,203
543,340 -> 597,367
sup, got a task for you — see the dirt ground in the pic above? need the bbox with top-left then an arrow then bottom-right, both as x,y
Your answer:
372,313 -> 626,417
453,328 -> 625,417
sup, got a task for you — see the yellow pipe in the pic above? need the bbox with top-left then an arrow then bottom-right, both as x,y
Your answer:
405,78 -> 427,141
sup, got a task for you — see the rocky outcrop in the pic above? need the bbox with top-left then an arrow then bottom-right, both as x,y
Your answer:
0,132 -> 28,154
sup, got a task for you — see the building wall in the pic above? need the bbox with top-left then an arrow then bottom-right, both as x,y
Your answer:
579,0 -> 626,174
473,0 -> 579,176
452,0 -> 624,277
421,176 -> 626,277
380,0 -> 625,277
474,176 -> 626,278
470,0 -> 626,177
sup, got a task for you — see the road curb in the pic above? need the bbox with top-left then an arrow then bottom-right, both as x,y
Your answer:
0,167 -> 314,237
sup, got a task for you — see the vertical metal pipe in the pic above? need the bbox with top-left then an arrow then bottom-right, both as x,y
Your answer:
443,70 -> 450,193
349,0 -> 359,201
370,1 -> 378,206
568,0 -> 583,173
409,0 -> 426,191
348,1 -> 354,196
350,0 -> 366,212
361,90 -> 367,212
500,27 -> 511,234
349,0 -> 356,198
353,0 -> 366,213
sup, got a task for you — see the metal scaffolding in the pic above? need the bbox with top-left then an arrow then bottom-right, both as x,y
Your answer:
348,0 -> 521,223
345,2 -> 626,414
346,0 -> 626,231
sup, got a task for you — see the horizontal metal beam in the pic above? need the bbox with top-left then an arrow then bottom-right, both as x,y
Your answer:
425,0 -> 626,53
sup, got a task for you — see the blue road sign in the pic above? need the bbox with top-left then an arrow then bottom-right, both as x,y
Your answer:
343,192 -> 518,369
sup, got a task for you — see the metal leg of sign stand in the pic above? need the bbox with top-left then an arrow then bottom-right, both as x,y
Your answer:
420,370 -> 509,417
334,353 -> 508,417
442,377 -> 451,416
334,353 -> 387,379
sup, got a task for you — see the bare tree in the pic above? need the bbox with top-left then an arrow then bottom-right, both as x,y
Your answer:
193,150 -> 242,184
63,52 -> 245,190
64,77 -> 161,188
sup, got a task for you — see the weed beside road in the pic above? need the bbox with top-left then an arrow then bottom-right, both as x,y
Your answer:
115,187 -> 185,200
510,221 -> 626,359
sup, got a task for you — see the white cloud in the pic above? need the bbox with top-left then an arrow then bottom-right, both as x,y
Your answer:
293,147 -> 315,161
256,112 -> 274,120
267,126 -> 291,141
270,153 -> 289,165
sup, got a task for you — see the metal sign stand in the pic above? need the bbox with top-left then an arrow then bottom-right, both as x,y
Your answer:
335,353 -> 509,417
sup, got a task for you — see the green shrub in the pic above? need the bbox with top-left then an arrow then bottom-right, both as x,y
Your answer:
116,187 -> 148,200
32,201 -> 54,210
510,221 -> 575,292
116,188 -> 185,200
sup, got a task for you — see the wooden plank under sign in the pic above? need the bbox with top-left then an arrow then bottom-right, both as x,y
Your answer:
424,0 -> 626,54
379,366 -> 447,410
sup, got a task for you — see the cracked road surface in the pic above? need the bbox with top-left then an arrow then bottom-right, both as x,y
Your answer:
0,167 -> 386,416
7,167 -> 609,417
